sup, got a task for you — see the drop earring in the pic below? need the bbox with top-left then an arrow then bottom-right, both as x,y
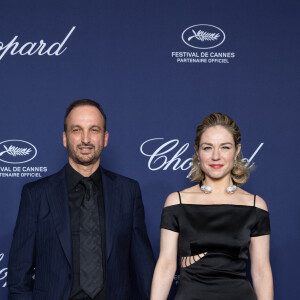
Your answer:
233,158 -> 237,167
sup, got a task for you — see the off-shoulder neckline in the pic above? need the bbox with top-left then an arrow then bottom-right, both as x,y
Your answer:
163,203 -> 269,214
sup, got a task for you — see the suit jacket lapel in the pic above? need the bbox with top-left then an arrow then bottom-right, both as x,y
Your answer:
46,167 -> 73,267
101,167 -> 119,261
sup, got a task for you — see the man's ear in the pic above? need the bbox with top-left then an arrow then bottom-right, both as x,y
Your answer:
104,131 -> 109,148
63,131 -> 67,148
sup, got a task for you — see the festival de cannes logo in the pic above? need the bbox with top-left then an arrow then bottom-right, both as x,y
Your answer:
0,140 -> 37,164
182,24 -> 225,49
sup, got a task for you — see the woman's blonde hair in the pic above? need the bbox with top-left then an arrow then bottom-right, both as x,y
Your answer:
188,113 -> 250,186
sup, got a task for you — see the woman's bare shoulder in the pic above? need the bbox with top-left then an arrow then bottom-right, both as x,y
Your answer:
254,195 -> 268,211
164,192 -> 180,207
238,188 -> 268,211
164,185 -> 199,207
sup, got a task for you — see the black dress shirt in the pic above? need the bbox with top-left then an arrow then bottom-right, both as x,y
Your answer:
66,163 -> 106,300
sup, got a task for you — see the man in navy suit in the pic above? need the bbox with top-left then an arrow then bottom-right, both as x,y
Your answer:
8,99 -> 155,300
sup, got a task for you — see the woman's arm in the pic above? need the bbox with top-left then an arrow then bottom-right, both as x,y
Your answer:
150,228 -> 178,300
250,234 -> 273,299
250,196 -> 273,300
151,193 -> 180,299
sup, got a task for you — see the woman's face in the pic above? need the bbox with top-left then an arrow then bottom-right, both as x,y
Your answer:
197,125 -> 240,181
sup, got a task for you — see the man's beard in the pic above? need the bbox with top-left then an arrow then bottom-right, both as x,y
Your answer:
66,142 -> 103,166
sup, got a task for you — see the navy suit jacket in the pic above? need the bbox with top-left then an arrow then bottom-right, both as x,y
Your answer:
8,166 -> 155,300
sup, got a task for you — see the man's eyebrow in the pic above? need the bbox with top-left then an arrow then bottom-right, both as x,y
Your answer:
69,125 -> 102,128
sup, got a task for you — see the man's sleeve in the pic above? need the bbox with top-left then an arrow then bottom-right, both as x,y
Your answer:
7,184 -> 37,300
130,182 -> 155,300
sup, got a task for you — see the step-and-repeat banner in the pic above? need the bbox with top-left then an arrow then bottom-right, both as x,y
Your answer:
1,0 -> 299,299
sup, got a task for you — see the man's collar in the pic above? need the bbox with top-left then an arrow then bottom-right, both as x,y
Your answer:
65,163 -> 102,192
65,163 -> 83,192
90,165 -> 102,190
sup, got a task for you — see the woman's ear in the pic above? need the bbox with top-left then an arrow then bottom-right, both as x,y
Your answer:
236,144 -> 241,158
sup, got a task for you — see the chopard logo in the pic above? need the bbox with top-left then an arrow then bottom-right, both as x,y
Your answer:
140,138 -> 193,171
182,24 -> 225,49
140,138 -> 264,172
0,253 -> 7,288
0,26 -> 76,61
0,140 -> 37,164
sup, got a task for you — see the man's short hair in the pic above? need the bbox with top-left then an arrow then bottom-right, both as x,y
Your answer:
64,99 -> 107,132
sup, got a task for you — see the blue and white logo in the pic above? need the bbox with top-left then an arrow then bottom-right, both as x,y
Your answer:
0,140 -> 37,164
182,24 -> 225,49
0,253 -> 7,288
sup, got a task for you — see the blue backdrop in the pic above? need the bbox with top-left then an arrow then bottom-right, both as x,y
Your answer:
1,0 -> 299,299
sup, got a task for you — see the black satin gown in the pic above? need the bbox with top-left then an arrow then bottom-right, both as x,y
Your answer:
160,193 -> 270,300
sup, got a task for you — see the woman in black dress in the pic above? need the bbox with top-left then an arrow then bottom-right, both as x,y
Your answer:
150,113 -> 273,300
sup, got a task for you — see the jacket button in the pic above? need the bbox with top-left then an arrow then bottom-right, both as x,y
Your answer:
68,273 -> 72,279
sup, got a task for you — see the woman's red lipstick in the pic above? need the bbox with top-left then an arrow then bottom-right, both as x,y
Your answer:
210,164 -> 223,169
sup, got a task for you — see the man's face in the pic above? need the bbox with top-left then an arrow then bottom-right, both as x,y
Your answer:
63,105 -> 108,169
